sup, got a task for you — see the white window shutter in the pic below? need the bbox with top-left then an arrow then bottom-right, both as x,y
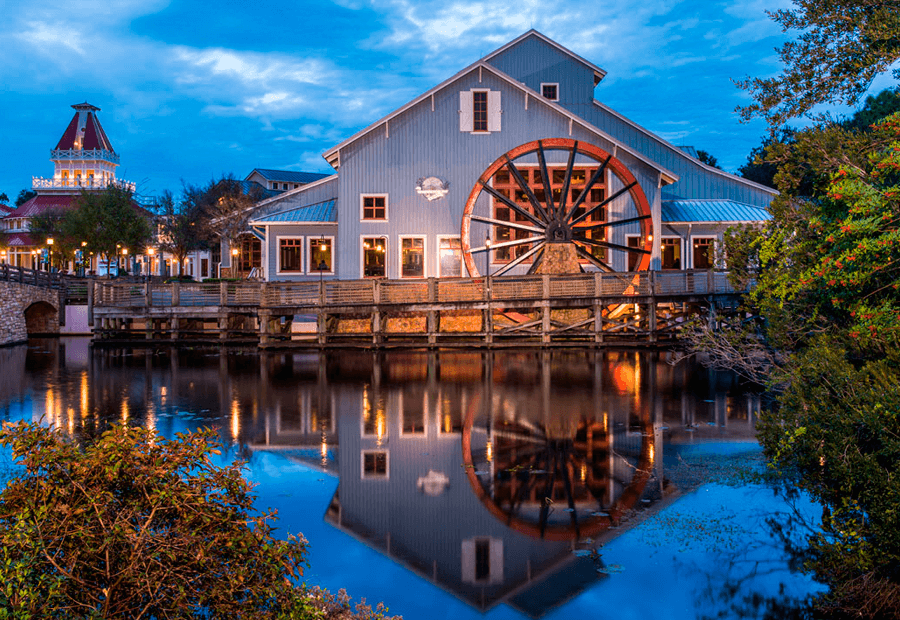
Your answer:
489,538 -> 504,584
487,90 -> 502,132
461,540 -> 475,582
459,91 -> 473,132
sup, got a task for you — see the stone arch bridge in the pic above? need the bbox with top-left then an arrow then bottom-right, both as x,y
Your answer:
0,268 -> 68,346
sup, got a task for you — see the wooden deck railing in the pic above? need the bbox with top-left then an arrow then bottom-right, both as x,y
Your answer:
92,270 -> 742,309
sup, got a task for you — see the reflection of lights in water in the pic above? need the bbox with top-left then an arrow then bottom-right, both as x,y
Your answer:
80,372 -> 89,417
649,443 -> 655,463
160,385 -> 167,407
121,398 -> 130,424
443,414 -> 452,434
67,407 -> 75,435
603,412 -> 608,432
486,440 -> 493,463
376,410 -> 385,446
612,365 -> 634,394
231,399 -> 240,441
45,390 -> 56,426
580,463 -> 587,482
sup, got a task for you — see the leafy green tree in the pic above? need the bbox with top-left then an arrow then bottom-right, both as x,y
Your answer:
66,186 -> 152,275
0,423 -> 397,620
0,192 -> 9,203
736,0 -> 900,126
154,189 -> 205,276
696,149 -> 721,169
15,190 -> 36,207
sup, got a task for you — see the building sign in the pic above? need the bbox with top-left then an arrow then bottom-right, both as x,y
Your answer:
415,176 -> 449,201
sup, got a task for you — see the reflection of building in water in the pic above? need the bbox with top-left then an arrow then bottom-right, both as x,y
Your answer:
321,351 -> 662,616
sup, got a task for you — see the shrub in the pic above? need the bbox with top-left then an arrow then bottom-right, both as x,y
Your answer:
0,423 -> 397,619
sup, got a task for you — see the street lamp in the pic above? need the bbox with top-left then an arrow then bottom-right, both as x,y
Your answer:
231,247 -> 240,278
484,236 -> 491,278
46,238 -> 54,272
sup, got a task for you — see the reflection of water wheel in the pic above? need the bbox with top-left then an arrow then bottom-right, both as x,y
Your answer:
461,394 -> 653,541
461,139 -> 654,277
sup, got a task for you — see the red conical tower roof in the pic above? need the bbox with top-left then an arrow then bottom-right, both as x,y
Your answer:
54,102 -> 115,152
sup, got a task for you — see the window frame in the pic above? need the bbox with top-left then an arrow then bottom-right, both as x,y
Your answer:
660,235 -> 684,271
306,235 -> 335,275
361,450 -> 390,480
690,235 -> 718,270
360,235 -> 388,279
360,193 -> 389,222
625,234 -> 642,272
541,82 -> 559,101
275,235 -> 305,276
472,89 -> 489,133
437,235 -> 463,278
398,235 -> 427,279
399,390 -> 428,437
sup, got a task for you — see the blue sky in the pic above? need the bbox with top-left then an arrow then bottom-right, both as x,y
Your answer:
0,0 -> 872,202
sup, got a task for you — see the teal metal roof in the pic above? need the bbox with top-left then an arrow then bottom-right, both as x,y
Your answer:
661,199 -> 770,223
251,199 -> 336,224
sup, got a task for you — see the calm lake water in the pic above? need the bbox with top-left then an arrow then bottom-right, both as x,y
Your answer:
0,338 -> 822,619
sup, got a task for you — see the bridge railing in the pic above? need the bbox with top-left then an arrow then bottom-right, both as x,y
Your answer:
90,270 -> 745,309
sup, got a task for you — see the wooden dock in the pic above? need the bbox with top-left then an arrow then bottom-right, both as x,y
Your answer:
90,270 -> 744,348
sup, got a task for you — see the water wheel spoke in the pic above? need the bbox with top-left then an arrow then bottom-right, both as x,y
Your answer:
538,455 -> 558,537
536,141 -> 556,218
469,214 -> 545,235
577,213 -> 652,230
492,242 -> 546,277
479,181 -> 546,228
570,181 -> 637,227
525,247 -> 546,275
505,157 -> 554,224
560,458 -> 581,537
573,243 -> 615,272
508,451 -> 546,522
470,236 -> 544,254
574,235 -> 650,255
556,141 -> 578,220
564,154 -> 611,223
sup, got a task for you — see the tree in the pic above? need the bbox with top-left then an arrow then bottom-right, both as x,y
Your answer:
154,190 -> 205,276
0,423 -> 397,620
15,190 -> 36,207
0,192 -> 9,204
67,186 -> 152,275
736,0 -> 900,126
192,175 -> 266,250
696,149 -> 721,169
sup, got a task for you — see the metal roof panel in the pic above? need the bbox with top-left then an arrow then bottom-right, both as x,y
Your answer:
661,199 -> 771,223
251,199 -> 337,223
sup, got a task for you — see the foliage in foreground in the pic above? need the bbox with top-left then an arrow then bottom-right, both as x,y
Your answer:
0,423 -> 397,620
702,112 -> 900,617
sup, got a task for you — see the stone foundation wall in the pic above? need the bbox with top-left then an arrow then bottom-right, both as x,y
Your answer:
0,281 -> 60,346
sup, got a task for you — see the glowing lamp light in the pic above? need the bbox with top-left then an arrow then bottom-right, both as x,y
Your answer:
231,248 -> 239,256
46,238 -> 54,246
122,248 -> 128,256
147,247 -> 155,256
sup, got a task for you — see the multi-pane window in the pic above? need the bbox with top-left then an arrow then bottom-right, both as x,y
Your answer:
661,238 -> 682,270
362,237 -> 386,278
362,195 -> 387,220
362,451 -> 388,478
278,238 -> 303,273
490,166 -> 606,263
473,91 -> 488,132
401,237 -> 425,278
439,237 -> 462,277
239,235 -> 261,272
693,237 -> 715,269
626,236 -> 641,271
309,237 -> 333,273
541,83 -> 559,101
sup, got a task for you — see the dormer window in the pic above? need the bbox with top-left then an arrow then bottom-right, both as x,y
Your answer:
459,90 -> 501,133
541,83 -> 559,101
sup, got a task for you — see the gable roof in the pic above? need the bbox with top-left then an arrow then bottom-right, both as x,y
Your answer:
592,100 -> 778,197
0,205 -> 13,216
250,199 -> 336,224
322,61 -> 678,183
481,29 -> 607,85
661,199 -> 770,223
247,169 -> 332,184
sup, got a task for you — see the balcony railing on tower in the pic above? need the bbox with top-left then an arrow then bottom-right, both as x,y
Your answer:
32,177 -> 136,192
51,148 -> 120,164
